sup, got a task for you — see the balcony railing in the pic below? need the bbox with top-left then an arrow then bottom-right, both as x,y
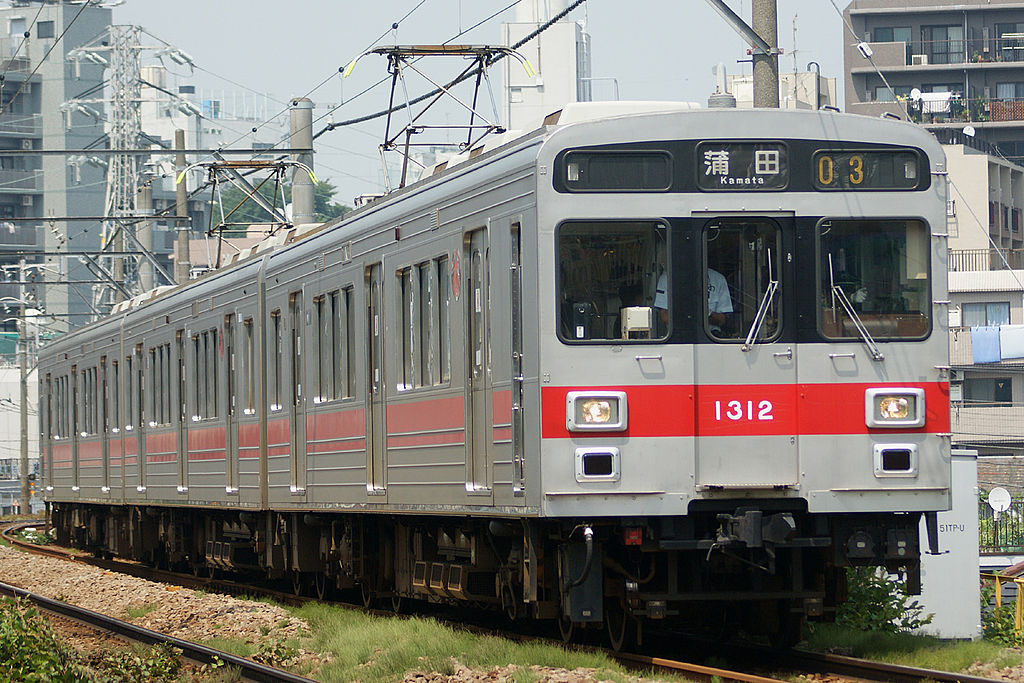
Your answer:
980,499 -> 1024,553
951,403 -> 1024,444
0,170 -> 38,192
0,112 -> 39,136
949,249 -> 1024,272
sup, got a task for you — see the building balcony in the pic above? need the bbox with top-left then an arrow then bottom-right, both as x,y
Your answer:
0,170 -> 38,192
851,39 -> 1024,71
950,249 -> 1024,272
0,113 -> 39,137
952,403 -> 1024,445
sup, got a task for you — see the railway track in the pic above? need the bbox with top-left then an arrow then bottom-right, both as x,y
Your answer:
0,578 -> 317,683
0,523 -> 1006,683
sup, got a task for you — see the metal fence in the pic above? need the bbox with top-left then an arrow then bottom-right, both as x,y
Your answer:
980,499 -> 1024,553
949,249 -> 1024,272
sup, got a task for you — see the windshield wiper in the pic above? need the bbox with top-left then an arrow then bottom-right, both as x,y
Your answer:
828,254 -> 884,361
742,250 -> 778,351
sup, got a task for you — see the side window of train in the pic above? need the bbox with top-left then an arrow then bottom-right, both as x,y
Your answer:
269,310 -> 282,411
556,221 -> 669,343
703,220 -> 782,343
817,219 -> 930,340
313,289 -> 354,403
190,331 -> 220,421
148,343 -> 173,426
110,361 -> 119,434
396,259 -> 450,389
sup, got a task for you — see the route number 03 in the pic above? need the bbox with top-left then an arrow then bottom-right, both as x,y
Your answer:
817,154 -> 863,186
714,399 -> 774,422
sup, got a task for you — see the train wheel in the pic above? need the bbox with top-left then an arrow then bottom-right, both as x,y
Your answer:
605,597 -> 637,652
291,571 -> 305,597
767,599 -> 803,649
558,614 -> 576,644
390,594 -> 404,614
314,573 -> 329,601
360,582 -> 376,608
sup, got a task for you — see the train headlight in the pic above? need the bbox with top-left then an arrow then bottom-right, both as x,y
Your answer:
566,391 -> 627,432
864,388 -> 925,428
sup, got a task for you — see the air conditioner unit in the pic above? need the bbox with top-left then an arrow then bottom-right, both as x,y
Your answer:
947,199 -> 956,217
20,139 -> 31,150
911,54 -> 929,65
20,195 -> 32,207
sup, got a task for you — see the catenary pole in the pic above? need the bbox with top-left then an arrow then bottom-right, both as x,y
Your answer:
752,0 -> 780,108
174,130 -> 191,284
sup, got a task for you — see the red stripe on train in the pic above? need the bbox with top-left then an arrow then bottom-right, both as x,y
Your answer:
541,382 -> 949,439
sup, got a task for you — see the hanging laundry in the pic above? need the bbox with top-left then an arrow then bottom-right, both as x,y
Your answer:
1000,324 -> 1024,360
972,325 -> 1001,363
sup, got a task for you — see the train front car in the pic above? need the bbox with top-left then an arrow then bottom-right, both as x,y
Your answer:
536,105 -> 950,646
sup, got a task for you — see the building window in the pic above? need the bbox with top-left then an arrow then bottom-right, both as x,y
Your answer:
996,23 -> 1024,62
872,26 -> 912,63
964,377 -> 1012,406
36,21 -> 53,39
923,25 -> 964,64
874,85 -> 912,102
963,302 -> 1010,327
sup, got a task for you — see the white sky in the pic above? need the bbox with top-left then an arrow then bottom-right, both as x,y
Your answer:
114,0 -> 846,205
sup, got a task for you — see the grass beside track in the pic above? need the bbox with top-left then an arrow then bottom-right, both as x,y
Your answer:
805,623 -> 1024,674
206,601 -> 690,683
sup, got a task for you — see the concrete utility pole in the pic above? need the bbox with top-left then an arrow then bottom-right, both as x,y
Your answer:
18,259 -> 28,516
752,0 -> 780,108
289,98 -> 315,225
174,129 -> 191,284
136,180 -> 153,292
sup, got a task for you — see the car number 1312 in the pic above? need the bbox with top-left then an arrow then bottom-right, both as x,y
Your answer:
714,399 -> 774,422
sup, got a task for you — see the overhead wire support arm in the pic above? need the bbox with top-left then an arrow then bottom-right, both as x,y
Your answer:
345,45 -> 535,190
703,0 -> 779,55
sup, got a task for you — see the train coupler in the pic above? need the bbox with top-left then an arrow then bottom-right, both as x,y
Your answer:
715,509 -> 797,549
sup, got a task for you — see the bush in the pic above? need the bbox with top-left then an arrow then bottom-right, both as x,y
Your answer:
980,579 -> 1022,647
0,597 -> 91,681
837,567 -> 933,633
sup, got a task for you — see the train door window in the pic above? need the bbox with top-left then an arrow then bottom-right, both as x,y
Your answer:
817,219 -> 930,340
437,256 -> 451,383
338,289 -> 354,398
163,344 -> 172,423
419,263 -> 434,386
243,318 -> 255,415
289,294 -> 301,408
110,361 -> 119,434
556,221 -> 669,342
148,348 -> 157,426
398,268 -> 420,390
314,295 -> 329,402
195,334 -> 206,420
702,220 -> 781,342
124,356 -> 133,432
208,330 -> 219,418
270,310 -> 282,411
101,359 -> 108,434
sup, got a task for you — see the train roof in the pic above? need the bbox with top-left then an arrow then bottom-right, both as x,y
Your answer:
41,102 -> 945,357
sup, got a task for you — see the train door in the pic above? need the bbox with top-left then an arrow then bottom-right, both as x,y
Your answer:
176,331 -> 187,493
465,229 -> 493,498
289,292 -> 307,494
366,264 -> 386,496
225,314 -> 238,494
70,365 -> 79,492
135,345 -> 147,492
693,217 -> 798,488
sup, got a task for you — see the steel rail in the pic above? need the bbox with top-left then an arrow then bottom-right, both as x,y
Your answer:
785,648 -> 1006,683
0,579 -> 318,683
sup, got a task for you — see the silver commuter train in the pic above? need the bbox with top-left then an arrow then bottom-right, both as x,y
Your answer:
41,103 -> 951,648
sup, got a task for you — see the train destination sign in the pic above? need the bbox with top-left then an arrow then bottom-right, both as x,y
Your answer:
812,149 -> 923,190
696,141 -> 789,191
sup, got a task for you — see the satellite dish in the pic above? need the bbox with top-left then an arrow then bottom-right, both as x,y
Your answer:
910,88 -> 922,101
989,487 -> 1012,513
963,125 -> 976,137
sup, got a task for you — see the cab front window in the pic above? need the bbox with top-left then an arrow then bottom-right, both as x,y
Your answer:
818,219 -> 930,340
557,221 -> 668,342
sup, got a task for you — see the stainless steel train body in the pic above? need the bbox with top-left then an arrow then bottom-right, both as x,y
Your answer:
40,104 -> 951,646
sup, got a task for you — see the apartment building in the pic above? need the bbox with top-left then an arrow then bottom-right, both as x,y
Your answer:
844,0 -> 1024,164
